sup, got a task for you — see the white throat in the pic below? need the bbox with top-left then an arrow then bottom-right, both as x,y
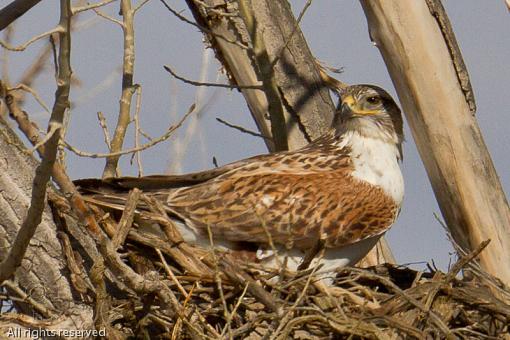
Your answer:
340,130 -> 404,205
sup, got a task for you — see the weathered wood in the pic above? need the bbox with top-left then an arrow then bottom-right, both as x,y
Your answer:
186,0 -> 334,151
0,118 -> 94,326
360,1 -> 510,286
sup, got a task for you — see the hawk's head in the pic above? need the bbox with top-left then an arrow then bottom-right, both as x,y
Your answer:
334,84 -> 404,151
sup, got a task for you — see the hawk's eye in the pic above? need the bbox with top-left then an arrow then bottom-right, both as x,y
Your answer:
366,96 -> 381,105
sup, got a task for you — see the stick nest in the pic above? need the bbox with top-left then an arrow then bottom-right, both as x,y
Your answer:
41,194 -> 510,339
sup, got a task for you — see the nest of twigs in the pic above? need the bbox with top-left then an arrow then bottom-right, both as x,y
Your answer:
45,193 -> 510,339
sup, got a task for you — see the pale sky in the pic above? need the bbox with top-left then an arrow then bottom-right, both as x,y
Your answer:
2,0 -> 509,271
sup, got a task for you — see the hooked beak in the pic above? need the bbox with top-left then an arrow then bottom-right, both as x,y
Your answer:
340,95 -> 356,117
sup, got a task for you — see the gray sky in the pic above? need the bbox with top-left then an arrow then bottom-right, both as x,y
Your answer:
2,0 -> 509,271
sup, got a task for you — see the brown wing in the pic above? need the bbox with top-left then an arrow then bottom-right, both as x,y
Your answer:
165,168 -> 399,250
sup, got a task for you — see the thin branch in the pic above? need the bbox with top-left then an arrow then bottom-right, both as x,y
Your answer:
0,0 -> 72,284
134,0 -> 150,13
1,82 -> 102,239
102,0 -> 136,178
111,188 -> 141,249
93,7 -> 124,26
0,26 -> 63,51
156,248 -> 188,297
2,280 -> 54,318
17,43 -> 52,98
271,263 -> 321,339
0,0 -> 43,31
72,0 -> 117,14
97,111 -> 112,149
30,121 -> 61,153
168,48 -> 211,174
163,65 -> 262,89
64,104 -> 196,158
215,117 -> 270,140
131,84 -> 143,176
9,84 -> 51,113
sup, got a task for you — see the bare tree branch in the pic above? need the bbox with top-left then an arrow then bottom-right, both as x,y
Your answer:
0,26 -> 63,52
63,103 -> 195,159
164,65 -> 262,89
0,0 -> 43,32
72,0 -> 117,15
102,0 -> 137,178
0,0 -> 72,284
215,117 -> 270,140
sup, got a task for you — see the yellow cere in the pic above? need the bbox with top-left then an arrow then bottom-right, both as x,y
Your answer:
342,94 -> 380,115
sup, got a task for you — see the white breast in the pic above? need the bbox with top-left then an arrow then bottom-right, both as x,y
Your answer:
342,131 -> 404,205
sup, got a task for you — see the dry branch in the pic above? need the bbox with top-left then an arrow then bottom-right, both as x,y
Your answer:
0,0 -> 43,31
102,0 -> 137,178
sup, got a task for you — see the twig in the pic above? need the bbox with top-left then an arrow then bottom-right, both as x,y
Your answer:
0,26 -> 63,51
156,248 -> 188,297
98,236 -> 213,339
64,103 -> 196,158
131,84 -> 143,176
297,239 -> 325,271
422,239 -> 491,312
30,121 -> 61,153
271,263 -> 321,339
220,257 -> 281,315
205,224 -> 233,338
219,283 -> 249,338
2,280 -> 54,318
57,231 -> 91,294
9,83 -> 51,113
97,111 -> 112,149
216,117 -> 270,140
18,43 -> 52,93
0,0 -> 72,284
167,49 -> 210,173
111,188 -> 141,249
134,0 -> 150,12
93,7 -> 124,26
72,0 -> 117,14
1,84 -> 102,240
349,268 -> 454,337
163,65 -> 262,89
102,0 -> 137,178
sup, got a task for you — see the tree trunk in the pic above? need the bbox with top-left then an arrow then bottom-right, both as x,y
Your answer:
186,0 -> 334,151
0,118 -> 93,334
360,0 -> 510,286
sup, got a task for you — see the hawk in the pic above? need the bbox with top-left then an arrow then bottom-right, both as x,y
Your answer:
75,84 -> 404,276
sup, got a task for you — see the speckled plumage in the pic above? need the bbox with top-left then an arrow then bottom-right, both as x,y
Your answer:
76,84 -> 404,270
